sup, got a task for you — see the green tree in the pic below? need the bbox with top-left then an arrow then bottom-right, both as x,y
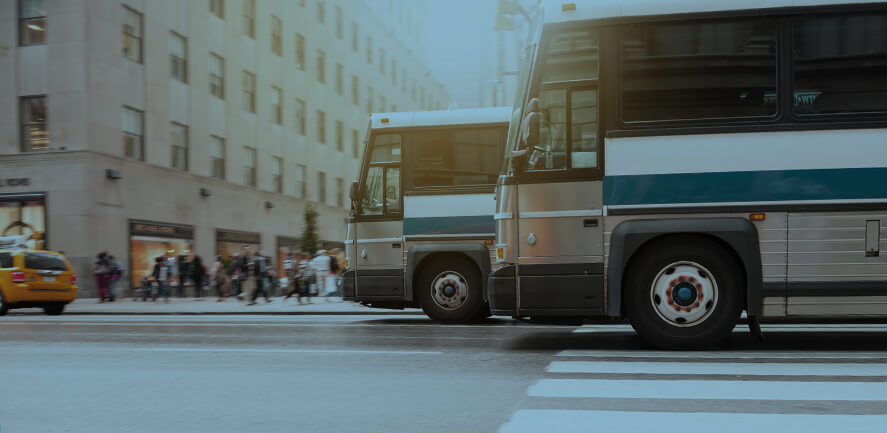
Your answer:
300,205 -> 319,255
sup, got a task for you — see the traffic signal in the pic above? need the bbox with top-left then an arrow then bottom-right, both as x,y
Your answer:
494,0 -> 522,32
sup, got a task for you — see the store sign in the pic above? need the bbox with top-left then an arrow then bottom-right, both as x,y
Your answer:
216,230 -> 261,244
129,220 -> 194,239
0,178 -> 31,187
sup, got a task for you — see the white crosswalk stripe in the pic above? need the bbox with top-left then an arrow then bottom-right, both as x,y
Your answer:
498,326 -> 887,433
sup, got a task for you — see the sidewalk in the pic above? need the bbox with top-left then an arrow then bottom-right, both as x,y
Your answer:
45,297 -> 423,316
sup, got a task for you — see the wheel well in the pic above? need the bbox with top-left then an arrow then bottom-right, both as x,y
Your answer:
413,252 -> 479,290
620,233 -> 748,314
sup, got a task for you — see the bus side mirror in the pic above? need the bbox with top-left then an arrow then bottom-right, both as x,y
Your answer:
349,181 -> 359,203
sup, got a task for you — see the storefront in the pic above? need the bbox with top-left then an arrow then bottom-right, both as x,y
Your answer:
129,220 -> 194,289
216,229 -> 262,263
0,189 -> 46,250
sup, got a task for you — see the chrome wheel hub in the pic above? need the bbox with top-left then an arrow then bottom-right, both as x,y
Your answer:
430,271 -> 468,310
650,261 -> 718,327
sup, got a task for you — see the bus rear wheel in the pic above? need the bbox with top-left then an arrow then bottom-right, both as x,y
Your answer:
417,257 -> 483,323
625,238 -> 743,349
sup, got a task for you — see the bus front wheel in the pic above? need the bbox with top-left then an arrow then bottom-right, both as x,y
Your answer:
624,237 -> 743,349
417,257 -> 483,323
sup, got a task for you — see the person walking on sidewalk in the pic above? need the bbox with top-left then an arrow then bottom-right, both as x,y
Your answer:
233,246 -> 252,301
248,249 -> 272,305
93,252 -> 113,303
106,254 -> 123,302
325,250 -> 340,300
311,250 -> 331,299
283,252 -> 306,304
211,255 -> 228,301
176,253 -> 192,298
190,253 -> 206,299
150,256 -> 172,302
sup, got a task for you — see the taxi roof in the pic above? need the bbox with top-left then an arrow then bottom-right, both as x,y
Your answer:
369,107 -> 512,130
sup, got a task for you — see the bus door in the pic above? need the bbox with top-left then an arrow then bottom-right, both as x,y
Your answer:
515,86 -> 605,315
353,133 -> 404,300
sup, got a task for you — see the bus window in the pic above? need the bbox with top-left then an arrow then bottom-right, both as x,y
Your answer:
370,134 -> 401,162
571,89 -> 598,168
540,29 -> 599,83
793,13 -> 887,116
529,89 -> 567,171
361,166 -> 385,215
411,128 -> 501,188
360,133 -> 401,216
620,19 -> 778,122
385,167 -> 400,213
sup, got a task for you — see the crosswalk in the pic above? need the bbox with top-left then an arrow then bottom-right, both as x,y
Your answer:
498,325 -> 887,433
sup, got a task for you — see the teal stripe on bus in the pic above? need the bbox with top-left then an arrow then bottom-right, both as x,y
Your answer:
604,167 -> 887,207
403,215 -> 495,236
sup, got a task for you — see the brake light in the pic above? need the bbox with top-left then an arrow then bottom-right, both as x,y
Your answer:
70,275 -> 77,283
11,271 -> 26,283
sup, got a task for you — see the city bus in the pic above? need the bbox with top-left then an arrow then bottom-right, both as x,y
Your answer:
490,0 -> 887,347
342,107 -> 511,322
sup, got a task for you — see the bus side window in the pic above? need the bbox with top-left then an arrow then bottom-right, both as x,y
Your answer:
571,89 -> 598,168
385,167 -> 401,213
529,88 -> 567,171
361,166 -> 385,215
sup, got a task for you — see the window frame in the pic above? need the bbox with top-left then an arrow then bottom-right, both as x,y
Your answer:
210,135 -> 226,180
243,146 -> 257,187
242,70 -> 256,113
122,5 -> 143,62
20,95 -> 49,152
355,132 -> 403,220
295,98 -> 306,135
209,52 -> 225,99
295,164 -> 307,199
170,122 -> 189,171
122,106 -> 144,161
272,156 -> 283,193
210,0 -> 224,19
169,31 -> 188,83
295,33 -> 306,71
317,171 -> 327,204
316,110 -> 326,144
271,86 -> 283,125
316,49 -> 326,84
242,0 -> 255,38
335,120 -> 345,152
19,0 -> 46,46
271,14 -> 282,56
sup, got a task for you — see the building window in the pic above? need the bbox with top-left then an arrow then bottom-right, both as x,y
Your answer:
19,0 -> 46,46
270,15 -> 282,56
351,128 -> 359,158
366,86 -> 374,114
351,21 -> 359,52
242,0 -> 255,38
170,122 -> 189,171
351,75 -> 360,106
295,98 -> 306,135
401,69 -> 407,93
335,120 -> 344,152
295,33 -> 305,71
316,49 -> 325,83
366,36 -> 373,64
272,156 -> 283,193
392,59 -> 397,85
20,96 -> 48,152
271,86 -> 283,125
169,32 -> 188,83
243,147 -> 257,187
122,107 -> 144,161
335,6 -> 343,39
209,53 -> 224,99
295,164 -> 307,199
411,80 -> 417,102
316,110 -> 326,144
210,136 -> 225,180
336,177 -> 344,208
420,88 -> 425,109
242,70 -> 256,113
317,2 -> 325,23
380,96 -> 386,113
122,6 -> 142,62
380,49 -> 385,75
210,0 -> 224,19
317,171 -> 327,204
335,63 -> 344,96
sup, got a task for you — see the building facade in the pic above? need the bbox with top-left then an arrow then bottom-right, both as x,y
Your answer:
0,0 -> 448,296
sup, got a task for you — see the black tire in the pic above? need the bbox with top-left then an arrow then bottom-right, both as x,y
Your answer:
624,237 -> 743,349
43,303 -> 65,316
0,290 -> 8,316
416,257 -> 483,323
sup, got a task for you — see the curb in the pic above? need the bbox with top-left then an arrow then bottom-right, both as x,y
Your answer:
51,310 -> 420,316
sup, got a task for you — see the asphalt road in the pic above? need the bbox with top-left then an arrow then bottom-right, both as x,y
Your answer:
2,315 -> 887,433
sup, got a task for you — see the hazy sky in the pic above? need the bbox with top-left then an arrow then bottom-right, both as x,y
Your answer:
423,0 -> 504,108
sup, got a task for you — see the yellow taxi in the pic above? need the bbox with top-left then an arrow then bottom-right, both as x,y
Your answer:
0,236 -> 78,315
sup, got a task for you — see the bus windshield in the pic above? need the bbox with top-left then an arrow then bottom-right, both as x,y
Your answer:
505,9 -> 544,159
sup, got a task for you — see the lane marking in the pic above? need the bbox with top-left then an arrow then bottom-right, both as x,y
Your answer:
571,324 -> 887,333
528,378 -> 887,400
0,320 -> 570,330
499,410 -> 887,433
133,347 -> 443,355
556,350 -> 887,359
546,361 -> 887,376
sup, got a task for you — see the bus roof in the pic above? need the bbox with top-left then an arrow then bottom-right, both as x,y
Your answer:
370,107 -> 511,130
541,0 -> 886,23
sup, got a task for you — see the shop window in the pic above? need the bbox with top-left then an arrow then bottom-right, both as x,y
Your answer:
122,6 -> 142,62
20,96 -> 48,152
123,106 -> 144,161
0,196 -> 46,250
19,0 -> 46,46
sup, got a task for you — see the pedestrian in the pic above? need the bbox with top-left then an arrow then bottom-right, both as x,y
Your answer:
211,255 -> 228,301
167,255 -> 178,297
234,245 -> 252,301
191,253 -> 206,299
248,249 -> 272,305
326,250 -> 340,300
107,254 -> 124,302
311,250 -> 331,299
93,252 -> 113,303
151,256 -> 172,302
176,253 -> 191,298
283,252 -> 305,304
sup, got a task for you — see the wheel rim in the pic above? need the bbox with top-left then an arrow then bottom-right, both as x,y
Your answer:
430,270 -> 469,311
650,261 -> 719,327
